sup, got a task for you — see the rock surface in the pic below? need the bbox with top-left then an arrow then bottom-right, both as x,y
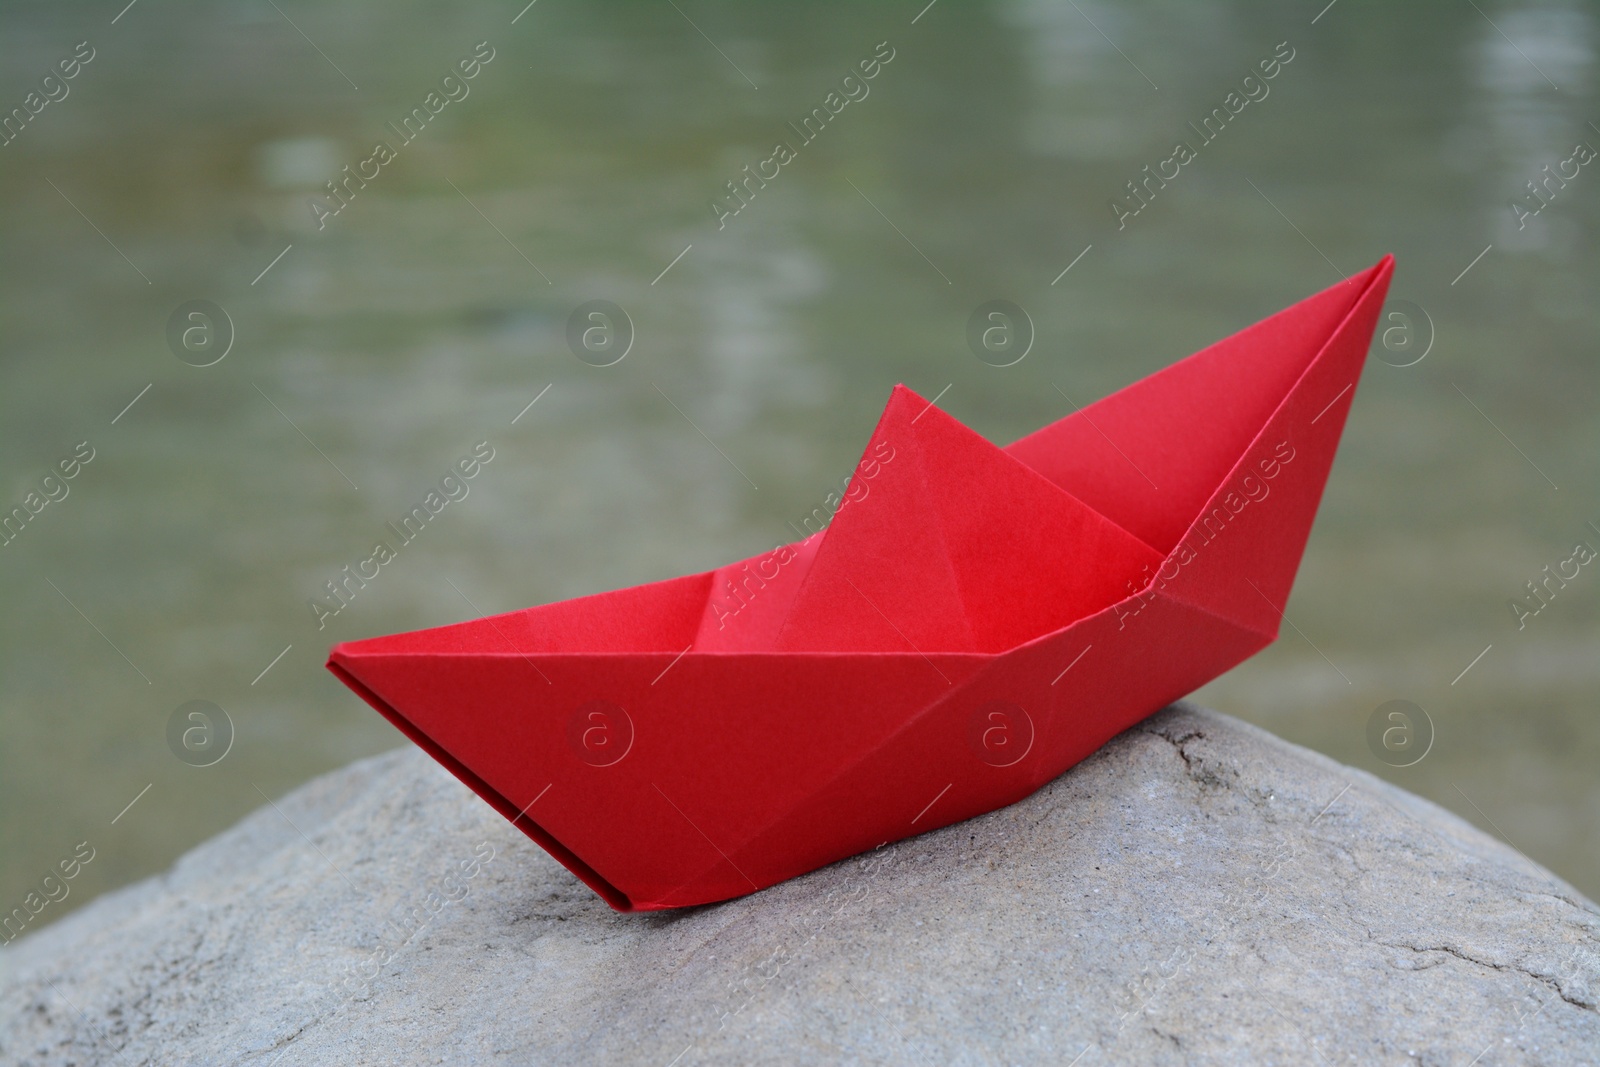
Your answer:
2,702 -> 1597,1066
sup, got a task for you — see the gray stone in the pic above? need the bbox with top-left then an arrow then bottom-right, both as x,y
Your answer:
2,702 -> 1597,1066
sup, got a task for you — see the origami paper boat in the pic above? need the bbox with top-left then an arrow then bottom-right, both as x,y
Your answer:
329,255 -> 1393,911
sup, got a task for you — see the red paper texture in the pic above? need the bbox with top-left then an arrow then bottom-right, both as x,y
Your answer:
328,256 -> 1394,911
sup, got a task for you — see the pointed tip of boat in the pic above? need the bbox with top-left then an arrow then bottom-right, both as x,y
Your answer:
1359,253 -> 1396,286
889,381 -> 926,405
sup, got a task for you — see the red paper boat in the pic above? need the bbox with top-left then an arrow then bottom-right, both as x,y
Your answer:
329,256 -> 1394,911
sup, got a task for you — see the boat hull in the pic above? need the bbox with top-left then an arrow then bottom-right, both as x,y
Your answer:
329,256 -> 1394,910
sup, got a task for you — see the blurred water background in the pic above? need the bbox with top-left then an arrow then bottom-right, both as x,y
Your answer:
2,0 -> 1597,929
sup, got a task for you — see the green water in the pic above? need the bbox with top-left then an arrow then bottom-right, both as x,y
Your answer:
2,0 -> 1597,934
